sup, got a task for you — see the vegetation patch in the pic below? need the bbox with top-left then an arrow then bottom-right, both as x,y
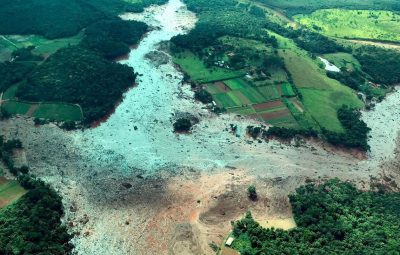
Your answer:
0,177 -> 26,209
295,9 -> 400,42
257,0 -> 400,16
231,179 -> 400,254
15,46 -> 136,124
173,51 -> 245,83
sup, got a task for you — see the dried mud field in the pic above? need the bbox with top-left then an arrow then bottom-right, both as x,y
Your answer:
1,1 -> 400,254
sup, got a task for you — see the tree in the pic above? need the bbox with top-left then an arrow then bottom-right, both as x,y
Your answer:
248,185 -> 257,200
173,118 -> 192,132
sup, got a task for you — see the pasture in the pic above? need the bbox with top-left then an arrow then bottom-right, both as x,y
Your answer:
172,51 -> 245,83
322,52 -> 361,71
295,10 -> 400,42
1,100 -> 83,121
279,47 -> 363,131
257,0 -> 400,15
0,177 -> 26,209
0,33 -> 82,61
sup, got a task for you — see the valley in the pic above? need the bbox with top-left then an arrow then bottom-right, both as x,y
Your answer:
1,0 -> 400,254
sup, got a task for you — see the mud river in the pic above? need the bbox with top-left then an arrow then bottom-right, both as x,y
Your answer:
1,0 -> 400,254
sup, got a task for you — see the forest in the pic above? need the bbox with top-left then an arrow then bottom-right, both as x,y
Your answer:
0,136 -> 72,254
322,106 -> 371,151
82,18 -> 148,59
231,179 -> 400,254
16,46 -> 136,124
354,46 -> 400,85
0,177 -> 73,255
0,0 -> 164,39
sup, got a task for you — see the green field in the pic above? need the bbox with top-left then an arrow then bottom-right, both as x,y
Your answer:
279,47 -> 363,131
1,101 -> 31,115
33,103 -> 83,121
172,51 -> 245,83
281,83 -> 296,97
1,100 -> 83,121
295,10 -> 400,42
0,178 -> 26,209
0,33 -> 82,62
300,88 -> 363,131
258,0 -> 400,15
225,78 -> 248,90
256,85 -> 280,100
322,52 -> 361,71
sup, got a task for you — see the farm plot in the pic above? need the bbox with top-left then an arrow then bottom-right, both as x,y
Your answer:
172,51 -> 245,83
33,103 -> 83,121
1,100 -> 83,121
205,82 -> 231,94
280,83 -> 296,97
256,85 -> 280,101
0,177 -> 26,209
0,33 -> 82,61
225,78 -> 247,90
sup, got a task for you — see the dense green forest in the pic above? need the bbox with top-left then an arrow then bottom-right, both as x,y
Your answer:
82,19 -> 148,59
0,136 -> 72,254
0,0 -> 165,39
322,106 -> 371,151
16,46 -> 136,123
232,179 -> 400,254
354,46 -> 400,85
0,177 -> 72,255
0,62 -> 35,93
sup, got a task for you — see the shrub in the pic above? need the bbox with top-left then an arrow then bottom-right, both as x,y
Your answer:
173,118 -> 192,132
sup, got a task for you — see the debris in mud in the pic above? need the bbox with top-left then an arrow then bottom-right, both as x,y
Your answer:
145,50 -> 170,66
122,182 -> 133,189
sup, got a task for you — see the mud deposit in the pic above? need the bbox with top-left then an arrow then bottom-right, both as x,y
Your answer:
1,1 -> 400,255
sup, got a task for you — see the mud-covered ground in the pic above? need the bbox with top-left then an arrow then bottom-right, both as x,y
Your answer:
1,1 -> 400,254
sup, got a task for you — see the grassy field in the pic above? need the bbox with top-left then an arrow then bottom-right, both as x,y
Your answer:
280,50 -> 330,89
295,10 -> 400,42
0,177 -> 26,209
322,52 -> 361,71
2,84 -> 83,121
281,83 -> 296,97
1,100 -> 83,121
257,0 -> 400,15
300,88 -> 363,131
33,103 -> 83,121
172,51 -> 245,83
0,33 -> 82,61
279,47 -> 363,131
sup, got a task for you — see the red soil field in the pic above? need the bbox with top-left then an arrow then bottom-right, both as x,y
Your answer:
253,100 -> 283,111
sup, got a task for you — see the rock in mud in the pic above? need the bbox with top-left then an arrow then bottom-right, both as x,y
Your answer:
145,50 -> 170,66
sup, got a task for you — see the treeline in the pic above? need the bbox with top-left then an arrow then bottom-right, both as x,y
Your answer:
327,69 -> 365,91
172,0 -> 277,53
0,136 -> 73,254
247,106 -> 370,151
0,177 -> 73,254
0,62 -> 35,93
322,105 -> 371,151
16,46 -> 136,124
0,0 -> 163,39
354,46 -> 400,85
294,31 -> 346,54
82,18 -> 148,59
232,179 -> 400,254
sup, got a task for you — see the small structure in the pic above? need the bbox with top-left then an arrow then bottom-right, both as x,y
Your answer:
225,237 -> 235,246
